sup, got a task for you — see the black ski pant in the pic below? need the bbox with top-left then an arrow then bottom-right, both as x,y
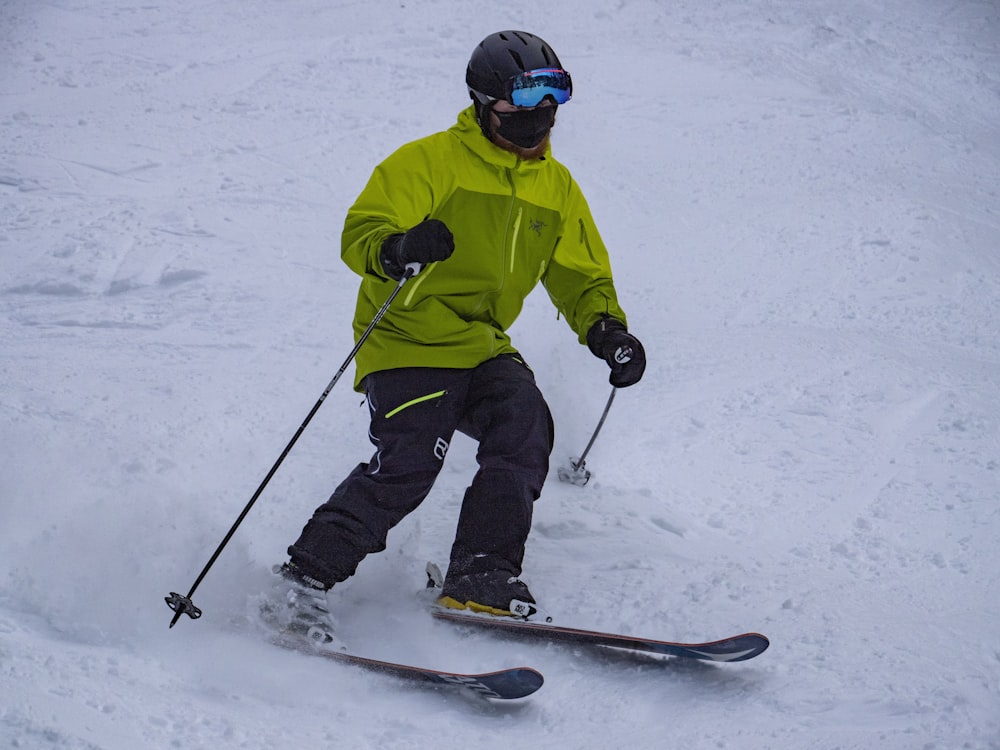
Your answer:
288,354 -> 554,588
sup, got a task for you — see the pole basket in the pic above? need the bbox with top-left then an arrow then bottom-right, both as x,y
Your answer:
165,592 -> 202,627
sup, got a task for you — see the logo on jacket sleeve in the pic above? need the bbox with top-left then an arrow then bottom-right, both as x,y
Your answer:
434,437 -> 450,460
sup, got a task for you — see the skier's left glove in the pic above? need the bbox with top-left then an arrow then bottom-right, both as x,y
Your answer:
586,316 -> 646,388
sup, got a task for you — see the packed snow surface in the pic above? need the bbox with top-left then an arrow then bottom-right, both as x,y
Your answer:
2,1 -> 998,747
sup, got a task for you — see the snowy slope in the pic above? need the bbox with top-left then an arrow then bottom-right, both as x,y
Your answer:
2,0 -> 999,747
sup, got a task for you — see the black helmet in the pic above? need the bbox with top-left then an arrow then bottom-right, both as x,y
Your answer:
467,30 -> 568,105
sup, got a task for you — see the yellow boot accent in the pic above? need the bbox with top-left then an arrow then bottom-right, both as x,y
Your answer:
436,596 -> 516,618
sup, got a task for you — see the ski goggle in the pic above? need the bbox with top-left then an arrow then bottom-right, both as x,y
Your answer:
504,68 -> 573,107
506,68 -> 573,107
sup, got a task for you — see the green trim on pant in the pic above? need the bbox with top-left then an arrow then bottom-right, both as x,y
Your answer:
384,390 -> 448,419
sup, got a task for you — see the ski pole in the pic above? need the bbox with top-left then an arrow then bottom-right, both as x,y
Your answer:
165,263 -> 421,628
557,385 -> 618,486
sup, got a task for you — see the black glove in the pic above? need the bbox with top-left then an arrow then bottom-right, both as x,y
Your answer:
380,219 -> 455,280
586,317 -> 646,388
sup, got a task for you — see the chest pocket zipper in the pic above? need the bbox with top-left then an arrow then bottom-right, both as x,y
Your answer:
510,206 -> 523,273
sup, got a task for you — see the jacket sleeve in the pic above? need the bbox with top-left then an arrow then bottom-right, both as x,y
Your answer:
542,180 -> 628,343
342,142 -> 437,279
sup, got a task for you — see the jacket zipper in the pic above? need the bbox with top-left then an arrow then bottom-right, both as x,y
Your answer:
403,261 -> 435,306
505,165 -> 519,277
510,206 -> 523,273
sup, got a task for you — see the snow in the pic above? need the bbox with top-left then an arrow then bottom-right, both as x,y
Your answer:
2,0 -> 998,747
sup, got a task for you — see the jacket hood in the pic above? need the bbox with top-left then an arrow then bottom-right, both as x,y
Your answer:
449,105 -> 553,170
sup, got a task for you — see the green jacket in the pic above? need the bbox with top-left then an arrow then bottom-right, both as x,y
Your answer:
342,105 -> 628,390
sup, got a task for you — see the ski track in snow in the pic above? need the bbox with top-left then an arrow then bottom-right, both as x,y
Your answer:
2,1 -> 999,748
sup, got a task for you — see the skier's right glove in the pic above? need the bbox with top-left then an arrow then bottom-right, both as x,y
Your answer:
586,316 -> 646,388
380,219 -> 455,280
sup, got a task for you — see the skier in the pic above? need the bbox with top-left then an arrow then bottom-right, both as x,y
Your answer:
268,30 -> 646,641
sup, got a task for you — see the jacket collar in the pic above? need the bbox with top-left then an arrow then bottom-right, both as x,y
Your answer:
449,105 -> 551,170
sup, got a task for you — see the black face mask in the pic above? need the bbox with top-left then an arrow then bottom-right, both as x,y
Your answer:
494,106 -> 556,149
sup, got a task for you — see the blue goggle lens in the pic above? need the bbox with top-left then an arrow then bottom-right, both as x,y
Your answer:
508,68 -> 573,107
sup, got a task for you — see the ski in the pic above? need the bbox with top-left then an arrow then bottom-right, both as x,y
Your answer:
270,631 -> 544,700
431,608 -> 769,662
425,563 -> 768,663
